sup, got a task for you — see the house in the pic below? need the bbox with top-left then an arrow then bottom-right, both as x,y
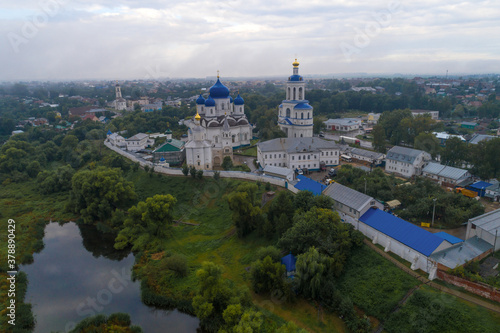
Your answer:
262,165 -> 295,182
433,132 -> 466,146
466,209 -> 500,251
485,183 -> 500,202
322,182 -> 383,220
461,122 -> 477,129
107,132 -> 126,148
357,208 -> 453,274
281,253 -> 297,277
422,162 -> 471,186
469,134 -> 495,145
466,181 -> 493,197
351,87 -> 376,93
141,103 -> 163,112
367,113 -> 381,124
346,147 -> 385,166
125,133 -> 154,151
323,118 -> 361,131
294,175 -> 327,195
152,130 -> 185,166
430,236 -> 492,271
411,110 -> 439,120
385,146 -> 431,178
257,137 -> 341,171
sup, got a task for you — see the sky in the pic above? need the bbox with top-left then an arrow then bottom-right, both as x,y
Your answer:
1,0 -> 500,81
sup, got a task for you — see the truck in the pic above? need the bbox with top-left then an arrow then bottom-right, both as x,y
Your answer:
455,187 -> 477,198
339,136 -> 360,145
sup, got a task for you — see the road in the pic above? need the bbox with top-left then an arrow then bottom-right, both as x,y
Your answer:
322,129 -> 373,149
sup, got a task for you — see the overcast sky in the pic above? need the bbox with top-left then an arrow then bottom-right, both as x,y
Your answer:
1,0 -> 500,81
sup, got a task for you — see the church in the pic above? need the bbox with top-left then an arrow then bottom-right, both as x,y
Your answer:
185,74 -> 252,170
258,59 -> 341,171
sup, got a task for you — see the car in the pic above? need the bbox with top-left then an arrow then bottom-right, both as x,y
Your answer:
319,134 -> 325,138
328,168 -> 337,177
296,168 -> 303,175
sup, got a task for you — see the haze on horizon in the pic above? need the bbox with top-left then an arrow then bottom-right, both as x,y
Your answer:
1,0 -> 500,81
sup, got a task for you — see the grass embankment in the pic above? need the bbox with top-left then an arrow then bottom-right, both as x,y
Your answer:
0,179 -> 77,331
128,173 -> 346,332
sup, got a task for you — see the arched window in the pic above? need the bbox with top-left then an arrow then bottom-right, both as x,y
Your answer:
300,134 -> 303,137
286,108 -> 291,117
222,103 -> 224,110
307,112 -> 309,119
244,133 -> 248,140
287,87 -> 291,100
215,136 -> 219,143
301,113 -> 304,119
293,87 -> 296,100
232,135 -> 235,143
299,87 -> 303,100
201,106 -> 204,112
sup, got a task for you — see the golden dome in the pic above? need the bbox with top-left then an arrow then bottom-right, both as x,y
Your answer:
195,111 -> 201,121
292,58 -> 299,67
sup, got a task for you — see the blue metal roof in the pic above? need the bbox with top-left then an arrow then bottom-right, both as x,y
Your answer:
288,74 -> 303,81
294,175 -> 327,196
209,78 -> 230,98
281,253 -> 296,272
359,208 -> 445,256
285,118 -> 293,125
433,232 -> 463,245
469,181 -> 492,190
294,103 -> 313,110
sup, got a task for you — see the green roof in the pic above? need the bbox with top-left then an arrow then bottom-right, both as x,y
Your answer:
154,139 -> 185,152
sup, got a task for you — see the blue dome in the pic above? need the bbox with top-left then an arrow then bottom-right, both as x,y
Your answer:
196,94 -> 206,105
294,103 -> 313,110
234,94 -> 245,105
205,96 -> 215,107
209,78 -> 230,98
288,75 -> 303,82
159,157 -> 166,162
107,130 -> 112,135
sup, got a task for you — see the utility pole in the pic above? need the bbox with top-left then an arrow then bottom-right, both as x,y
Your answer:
432,198 -> 437,227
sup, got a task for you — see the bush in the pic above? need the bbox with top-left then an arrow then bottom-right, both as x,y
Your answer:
256,246 -> 282,262
162,253 -> 189,277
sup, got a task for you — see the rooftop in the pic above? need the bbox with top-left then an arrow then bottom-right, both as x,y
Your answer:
433,231 -> 463,245
422,162 -> 469,180
469,134 -> 495,145
359,208 -> 445,256
154,139 -> 185,152
294,175 -> 327,196
430,237 -> 492,269
469,208 -> 500,235
386,146 -> 428,164
323,182 -> 375,212
348,147 -> 385,160
258,137 -> 340,154
263,165 -> 294,178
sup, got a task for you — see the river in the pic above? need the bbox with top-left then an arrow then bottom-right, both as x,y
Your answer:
20,222 -> 200,333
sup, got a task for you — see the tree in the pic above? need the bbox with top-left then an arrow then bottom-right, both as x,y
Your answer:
196,169 -> 204,180
295,247 -> 335,300
278,207 -> 356,273
226,183 -> 263,237
37,164 -> 75,194
190,166 -> 197,178
114,194 -> 177,251
441,137 -> 467,167
192,262 -> 250,332
67,167 -> 136,225
414,132 -> 441,159
182,164 -> 189,176
267,191 -> 295,236
250,256 -> 286,294
293,190 -> 315,213
222,156 -> 233,170
372,124 -> 387,153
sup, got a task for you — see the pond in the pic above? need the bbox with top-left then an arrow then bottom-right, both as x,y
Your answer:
20,222 -> 200,332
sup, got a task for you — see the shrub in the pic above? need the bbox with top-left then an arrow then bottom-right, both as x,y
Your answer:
162,253 -> 189,277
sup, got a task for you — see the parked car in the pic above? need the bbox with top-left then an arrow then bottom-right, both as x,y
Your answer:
328,168 -> 337,177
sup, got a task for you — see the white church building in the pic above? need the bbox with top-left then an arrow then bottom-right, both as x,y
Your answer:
277,59 -> 314,138
185,75 -> 252,170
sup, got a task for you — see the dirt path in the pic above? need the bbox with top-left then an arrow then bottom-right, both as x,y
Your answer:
364,239 -> 500,314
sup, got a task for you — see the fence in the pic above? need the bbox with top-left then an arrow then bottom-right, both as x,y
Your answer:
104,141 -> 300,193
437,270 -> 500,303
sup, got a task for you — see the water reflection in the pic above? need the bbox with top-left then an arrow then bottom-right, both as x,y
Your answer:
21,222 -> 199,333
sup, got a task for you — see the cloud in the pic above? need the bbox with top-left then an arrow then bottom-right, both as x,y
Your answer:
0,0 -> 499,80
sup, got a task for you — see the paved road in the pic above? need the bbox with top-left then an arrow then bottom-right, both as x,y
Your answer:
233,154 -> 257,172
364,239 -> 500,314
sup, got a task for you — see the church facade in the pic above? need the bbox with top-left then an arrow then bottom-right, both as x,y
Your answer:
185,75 -> 252,170
277,59 -> 314,138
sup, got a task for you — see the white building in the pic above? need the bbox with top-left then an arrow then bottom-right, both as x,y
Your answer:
411,109 -> 439,120
357,208 -> 453,275
277,59 -> 314,138
107,132 -> 126,148
262,165 -> 295,181
185,75 -> 252,170
385,146 -> 431,178
323,118 -> 361,131
346,147 -> 385,165
466,209 -> 500,251
125,133 -> 154,151
257,137 -> 340,171
422,162 -> 471,186
112,83 -> 127,111
323,182 -> 383,220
